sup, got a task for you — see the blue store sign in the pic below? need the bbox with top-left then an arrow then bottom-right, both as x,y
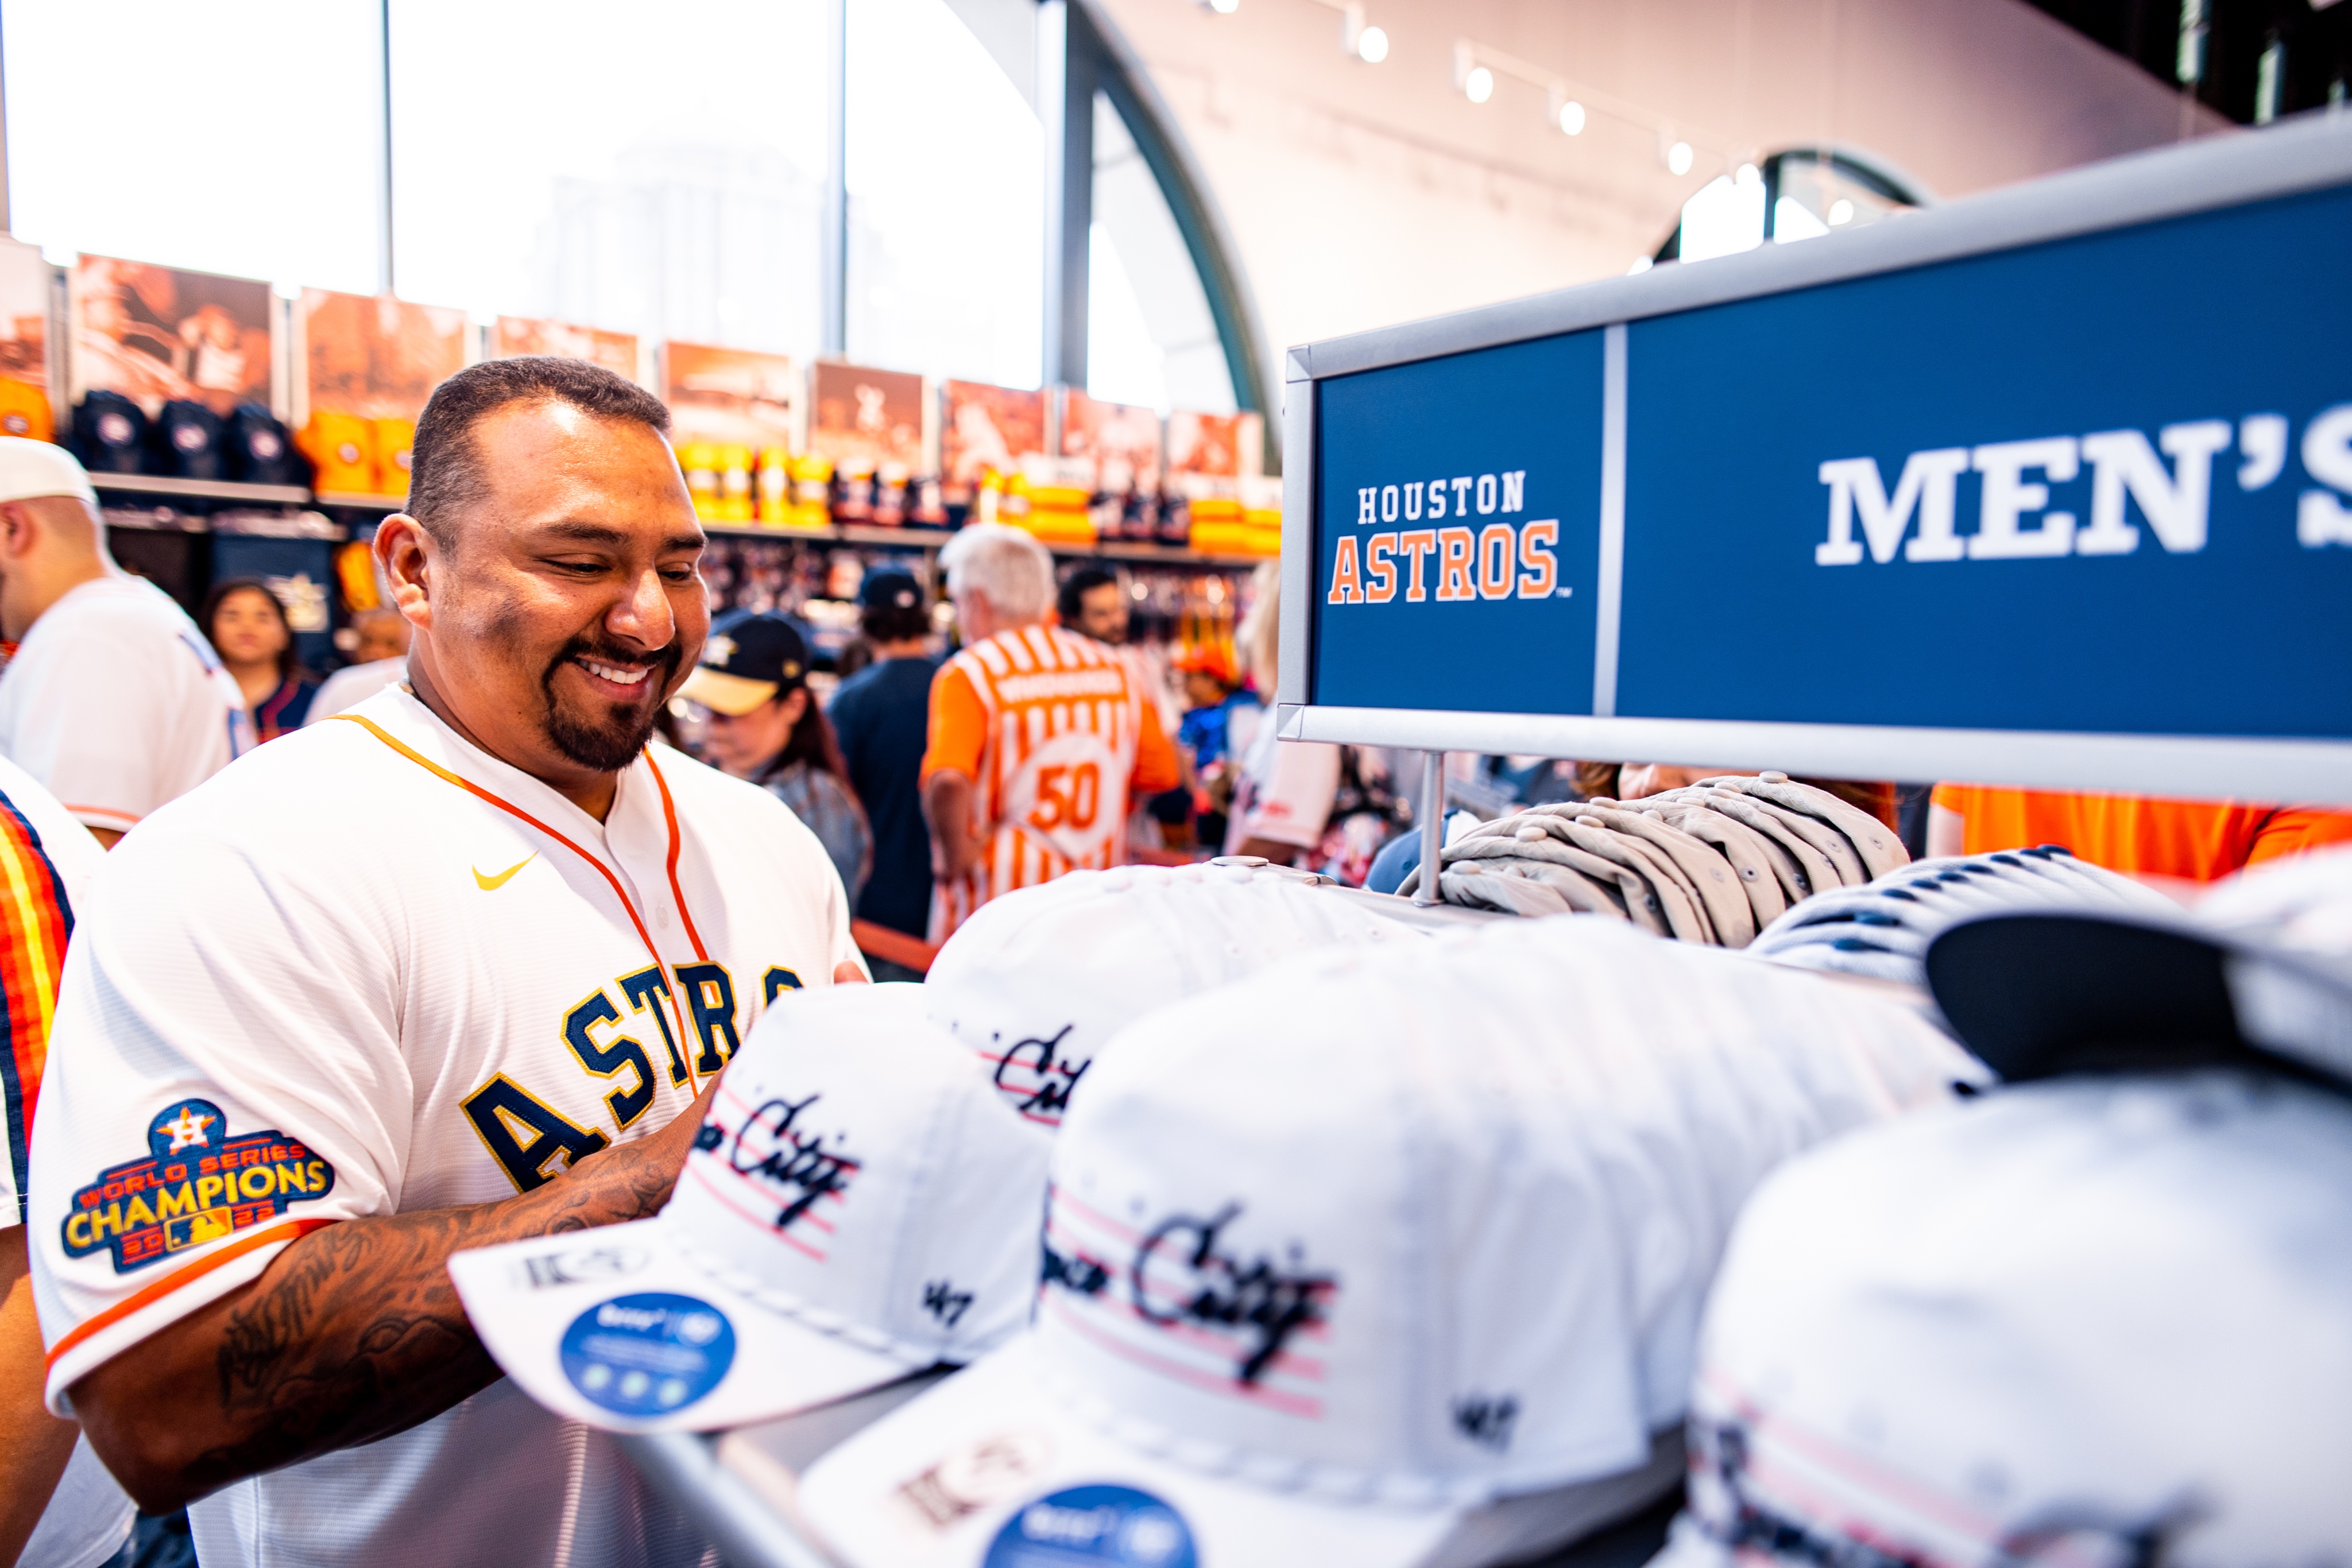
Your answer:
1285,115 -> 2352,801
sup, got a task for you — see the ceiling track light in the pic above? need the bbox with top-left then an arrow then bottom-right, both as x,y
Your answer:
1339,2 -> 1388,63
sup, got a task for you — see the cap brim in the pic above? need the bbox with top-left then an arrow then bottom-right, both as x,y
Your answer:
450,1218 -> 925,1434
1923,909 -> 2343,1087
797,1335 -> 1461,1568
678,667 -> 781,717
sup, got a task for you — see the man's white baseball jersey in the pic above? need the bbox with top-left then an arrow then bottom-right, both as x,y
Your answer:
28,684 -> 862,1568
0,572 -> 253,835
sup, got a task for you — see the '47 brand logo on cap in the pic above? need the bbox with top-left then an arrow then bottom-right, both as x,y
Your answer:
61,1099 -> 336,1274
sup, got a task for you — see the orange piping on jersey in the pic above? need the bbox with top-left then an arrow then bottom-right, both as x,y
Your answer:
61,804 -> 140,830
46,1216 -> 340,1373
644,750 -> 711,963
330,715 -> 702,1083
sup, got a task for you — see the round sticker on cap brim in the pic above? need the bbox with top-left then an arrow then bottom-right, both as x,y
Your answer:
559,1292 -> 736,1418
984,1485 -> 1197,1568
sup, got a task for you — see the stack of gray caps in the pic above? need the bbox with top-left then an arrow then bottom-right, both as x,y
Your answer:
1397,771 -> 1908,947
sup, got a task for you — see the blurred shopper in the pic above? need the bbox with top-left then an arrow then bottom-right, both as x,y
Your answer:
922,525 -> 1177,940
1057,563 -> 1127,644
0,440 -> 250,845
827,568 -> 937,942
683,609 -> 872,903
304,607 -> 412,725
1927,783 -> 2352,888
0,757 -> 135,1568
202,578 -> 318,741
1227,560 -> 1345,865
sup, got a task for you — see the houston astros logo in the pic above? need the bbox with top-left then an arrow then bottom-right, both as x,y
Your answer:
473,854 -> 536,891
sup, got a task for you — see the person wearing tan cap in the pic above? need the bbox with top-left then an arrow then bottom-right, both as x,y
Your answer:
0,439 -> 252,845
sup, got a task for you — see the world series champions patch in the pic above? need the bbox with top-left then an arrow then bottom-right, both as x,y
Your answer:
61,1099 -> 336,1273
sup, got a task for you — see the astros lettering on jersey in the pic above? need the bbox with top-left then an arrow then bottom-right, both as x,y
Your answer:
27,685 -> 861,1567
920,624 -> 1179,942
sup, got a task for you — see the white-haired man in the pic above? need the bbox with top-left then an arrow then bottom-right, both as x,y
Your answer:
920,524 -> 1177,940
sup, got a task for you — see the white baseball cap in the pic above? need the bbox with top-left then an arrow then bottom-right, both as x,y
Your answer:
1655,1071 -> 2352,1568
798,917 -> 1983,1568
924,861 -> 1422,1129
448,983 -> 1050,1433
1925,843 -> 2352,1091
0,438 -> 96,507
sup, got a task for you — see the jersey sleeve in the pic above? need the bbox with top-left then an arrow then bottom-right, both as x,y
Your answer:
1131,701 -> 1181,795
5,613 -> 191,834
919,663 -> 988,785
26,819 -> 409,1412
0,787 -> 82,1226
2243,807 -> 2352,866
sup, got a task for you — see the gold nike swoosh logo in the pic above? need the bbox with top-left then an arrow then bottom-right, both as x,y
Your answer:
473,854 -> 537,891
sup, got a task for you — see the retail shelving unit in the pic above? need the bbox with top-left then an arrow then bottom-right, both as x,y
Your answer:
615,117 -> 2352,1563
91,476 -> 1270,568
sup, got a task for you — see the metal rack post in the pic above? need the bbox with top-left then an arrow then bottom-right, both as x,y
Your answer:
1414,749 -> 1445,905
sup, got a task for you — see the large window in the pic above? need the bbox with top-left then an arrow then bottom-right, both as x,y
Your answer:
2,0 -> 1243,408
3,0 -> 383,292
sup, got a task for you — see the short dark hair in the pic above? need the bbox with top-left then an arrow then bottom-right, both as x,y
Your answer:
1057,564 -> 1119,624
860,601 -> 930,644
408,357 -> 672,543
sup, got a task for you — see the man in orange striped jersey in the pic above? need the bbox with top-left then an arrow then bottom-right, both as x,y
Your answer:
921,526 -> 1178,942
0,756 -> 133,1568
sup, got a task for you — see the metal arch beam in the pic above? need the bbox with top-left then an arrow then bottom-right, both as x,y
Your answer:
1070,0 -> 1280,470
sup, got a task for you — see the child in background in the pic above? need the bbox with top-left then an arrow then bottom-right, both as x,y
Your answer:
1171,646 -> 1258,851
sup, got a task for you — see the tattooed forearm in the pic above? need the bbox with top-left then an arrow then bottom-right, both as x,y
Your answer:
71,1074 -> 719,1513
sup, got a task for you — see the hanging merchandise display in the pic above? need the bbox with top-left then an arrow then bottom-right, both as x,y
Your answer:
1165,409 -> 1264,552
808,361 -> 930,528
939,379 -> 1045,528
494,316 -> 643,384
69,256 -> 273,466
664,341 -> 806,525
1060,389 -> 1162,543
0,237 -> 55,441
294,289 -> 469,500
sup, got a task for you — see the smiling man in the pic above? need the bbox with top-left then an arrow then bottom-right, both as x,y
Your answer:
24,358 -> 864,1567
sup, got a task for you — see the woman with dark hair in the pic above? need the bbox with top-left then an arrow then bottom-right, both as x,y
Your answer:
678,610 -> 873,902
200,578 -> 316,741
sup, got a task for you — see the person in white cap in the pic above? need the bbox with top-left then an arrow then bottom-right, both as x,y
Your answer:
798,916 -> 1982,1568
25,356 -> 864,1568
0,438 -> 251,844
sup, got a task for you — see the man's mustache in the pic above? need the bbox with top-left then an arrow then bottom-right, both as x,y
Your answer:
542,635 -> 683,696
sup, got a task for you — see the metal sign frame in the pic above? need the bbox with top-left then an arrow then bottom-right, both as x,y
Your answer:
1275,113 -> 2352,802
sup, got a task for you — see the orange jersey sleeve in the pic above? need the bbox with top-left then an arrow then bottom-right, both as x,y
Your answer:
1931,784 -> 2352,883
920,661 -> 989,786
1131,704 -> 1180,795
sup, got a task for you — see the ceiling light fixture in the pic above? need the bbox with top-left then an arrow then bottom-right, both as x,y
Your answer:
1557,99 -> 1586,135
1465,65 -> 1495,103
1666,140 -> 1694,176
1355,24 -> 1389,62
